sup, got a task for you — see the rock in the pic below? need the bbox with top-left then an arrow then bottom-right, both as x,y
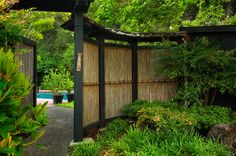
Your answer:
208,123 -> 236,155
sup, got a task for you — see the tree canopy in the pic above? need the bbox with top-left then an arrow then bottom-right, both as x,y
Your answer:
88,0 -> 236,32
1,0 -> 236,85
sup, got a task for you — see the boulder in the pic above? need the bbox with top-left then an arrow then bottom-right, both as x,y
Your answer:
208,123 -> 236,155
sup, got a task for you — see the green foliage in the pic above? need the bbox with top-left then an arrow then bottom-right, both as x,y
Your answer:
174,83 -> 201,107
63,70 -> 74,93
229,14 -> 236,24
36,14 -> 73,73
41,69 -> 73,95
110,127 -> 231,156
0,0 -> 21,48
37,28 -> 73,85
69,117 -> 232,156
188,105 -> 233,129
110,127 -> 159,155
123,100 -> 181,118
137,106 -> 197,131
56,102 -> 74,109
155,37 -> 236,105
69,119 -> 129,156
95,119 -> 129,149
0,49 -> 48,155
1,4 -> 72,84
70,142 -> 100,156
125,100 -> 233,131
88,0 -> 235,32
30,103 -> 48,126
0,24 -> 21,48
123,100 -> 149,117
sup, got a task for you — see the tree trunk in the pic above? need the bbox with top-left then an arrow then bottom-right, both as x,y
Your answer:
204,90 -> 209,105
210,89 -> 217,105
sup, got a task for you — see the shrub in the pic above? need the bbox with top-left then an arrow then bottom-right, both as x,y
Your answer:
154,37 -> 236,105
41,69 -> 65,95
125,100 -> 233,131
62,69 -> 73,94
41,69 -> 74,95
123,100 -> 180,118
123,100 -> 149,117
137,106 -> 197,131
188,105 -> 232,129
0,49 -> 48,155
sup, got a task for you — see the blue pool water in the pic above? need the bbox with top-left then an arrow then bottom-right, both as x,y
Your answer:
37,92 -> 68,100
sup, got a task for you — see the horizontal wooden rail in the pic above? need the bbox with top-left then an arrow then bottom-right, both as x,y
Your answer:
83,82 -> 100,86
105,80 -> 132,85
138,80 -> 177,83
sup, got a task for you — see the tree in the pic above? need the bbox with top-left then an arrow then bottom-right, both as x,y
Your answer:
155,38 -> 236,106
36,13 -> 74,85
88,0 -> 236,32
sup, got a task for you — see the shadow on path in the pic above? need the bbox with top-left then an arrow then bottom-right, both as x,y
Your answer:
24,106 -> 73,156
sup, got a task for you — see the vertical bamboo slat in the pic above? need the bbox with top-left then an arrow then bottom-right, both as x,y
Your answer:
138,49 -> 177,101
83,42 -> 99,126
105,47 -> 132,119
83,42 -> 99,83
83,86 -> 99,127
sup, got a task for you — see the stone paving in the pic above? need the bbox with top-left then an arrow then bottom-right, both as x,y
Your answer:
23,106 -> 73,156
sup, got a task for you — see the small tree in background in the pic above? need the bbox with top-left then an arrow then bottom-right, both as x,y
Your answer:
41,69 -> 74,103
155,37 -> 236,106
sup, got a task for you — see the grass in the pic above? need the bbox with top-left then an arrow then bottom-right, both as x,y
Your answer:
56,102 -> 74,108
69,119 -> 232,156
69,100 -> 234,156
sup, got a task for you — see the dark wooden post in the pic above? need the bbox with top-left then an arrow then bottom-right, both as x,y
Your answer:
73,9 -> 84,142
97,34 -> 105,127
131,42 -> 138,101
33,44 -> 37,107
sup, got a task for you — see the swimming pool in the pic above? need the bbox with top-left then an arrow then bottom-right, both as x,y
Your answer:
37,92 -> 68,100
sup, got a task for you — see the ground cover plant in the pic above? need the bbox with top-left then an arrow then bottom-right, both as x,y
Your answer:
0,49 -> 48,155
69,100 -> 234,156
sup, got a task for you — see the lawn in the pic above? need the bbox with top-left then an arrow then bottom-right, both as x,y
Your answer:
56,102 -> 74,109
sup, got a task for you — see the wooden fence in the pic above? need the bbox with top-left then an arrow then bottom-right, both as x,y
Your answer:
138,49 -> 177,101
15,38 -> 36,106
82,41 -> 177,127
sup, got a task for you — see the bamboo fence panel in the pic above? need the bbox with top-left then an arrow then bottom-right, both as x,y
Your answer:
83,86 -> 99,127
105,84 -> 132,119
105,47 -> 132,119
138,49 -> 177,101
83,42 -> 99,126
83,42 -> 99,83
15,44 -> 34,105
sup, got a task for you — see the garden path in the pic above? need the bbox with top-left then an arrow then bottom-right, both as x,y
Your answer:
23,106 -> 73,156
